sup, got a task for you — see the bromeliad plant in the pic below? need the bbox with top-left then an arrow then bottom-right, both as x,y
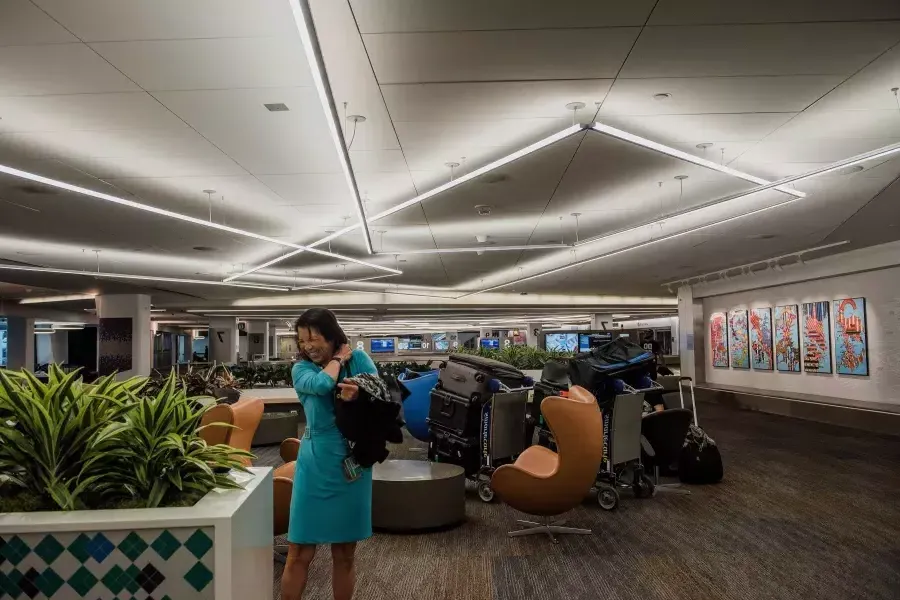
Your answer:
0,366 -> 252,512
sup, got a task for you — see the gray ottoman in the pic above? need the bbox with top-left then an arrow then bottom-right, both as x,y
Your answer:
372,460 -> 466,532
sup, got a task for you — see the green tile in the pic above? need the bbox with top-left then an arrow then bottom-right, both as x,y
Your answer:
101,564 -> 127,594
36,567 -> 64,597
124,564 -> 142,594
0,569 -> 22,598
184,561 -> 213,592
67,565 -> 98,596
67,533 -> 92,564
184,530 -> 213,560
1,536 -> 30,565
150,530 -> 181,561
118,531 -> 148,562
34,534 -> 65,565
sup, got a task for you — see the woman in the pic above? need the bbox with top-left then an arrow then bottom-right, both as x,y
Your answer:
282,308 -> 378,600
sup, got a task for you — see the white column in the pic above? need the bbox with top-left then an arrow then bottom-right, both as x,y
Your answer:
677,286 -> 705,382
6,317 -> 35,371
209,317 -> 238,364
95,294 -> 152,378
590,313 -> 615,330
525,323 -> 542,348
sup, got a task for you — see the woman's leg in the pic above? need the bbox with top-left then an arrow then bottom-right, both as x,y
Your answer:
281,544 -> 316,600
330,542 -> 357,600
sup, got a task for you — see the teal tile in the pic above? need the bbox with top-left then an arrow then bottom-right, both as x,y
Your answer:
124,564 -> 142,594
36,567 -> 64,597
101,564 -> 127,594
67,565 -> 98,596
150,530 -> 180,561
184,561 -> 213,592
118,531 -> 148,562
34,535 -> 65,565
67,533 -> 92,564
1,536 -> 30,565
184,530 -> 213,560
0,568 -> 22,598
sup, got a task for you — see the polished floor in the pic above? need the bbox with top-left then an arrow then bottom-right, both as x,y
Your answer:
255,403 -> 900,600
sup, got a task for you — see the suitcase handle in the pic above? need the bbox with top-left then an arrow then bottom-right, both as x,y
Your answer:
440,399 -> 455,418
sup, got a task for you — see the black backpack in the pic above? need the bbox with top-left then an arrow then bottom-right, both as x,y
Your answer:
679,425 -> 723,484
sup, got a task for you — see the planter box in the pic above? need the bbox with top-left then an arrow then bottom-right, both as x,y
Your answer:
0,468 -> 273,600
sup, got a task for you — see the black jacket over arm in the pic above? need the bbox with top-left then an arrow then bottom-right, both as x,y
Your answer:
334,373 -> 405,468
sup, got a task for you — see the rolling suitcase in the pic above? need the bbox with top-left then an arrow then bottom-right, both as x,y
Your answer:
427,387 -> 482,437
436,354 -> 527,402
428,427 -> 480,475
677,377 -> 724,484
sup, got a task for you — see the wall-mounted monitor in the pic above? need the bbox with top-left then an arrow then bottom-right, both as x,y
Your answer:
433,333 -> 449,351
370,338 -> 396,354
398,335 -> 423,351
545,332 -> 578,352
480,338 -> 500,350
579,332 -> 612,352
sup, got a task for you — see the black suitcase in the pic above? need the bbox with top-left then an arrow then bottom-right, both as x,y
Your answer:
427,387 -> 482,437
428,427 -> 480,475
679,426 -> 723,484
436,354 -> 526,402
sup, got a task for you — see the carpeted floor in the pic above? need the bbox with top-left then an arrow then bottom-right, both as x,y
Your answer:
255,403 -> 900,600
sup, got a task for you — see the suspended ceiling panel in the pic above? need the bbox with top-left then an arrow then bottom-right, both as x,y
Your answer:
646,0 -> 900,25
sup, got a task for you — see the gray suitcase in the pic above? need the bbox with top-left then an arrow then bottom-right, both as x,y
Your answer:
436,354 -> 527,402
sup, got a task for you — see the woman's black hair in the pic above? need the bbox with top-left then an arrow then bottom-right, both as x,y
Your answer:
294,308 -> 348,362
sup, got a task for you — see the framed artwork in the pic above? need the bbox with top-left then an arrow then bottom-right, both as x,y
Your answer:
749,308 -> 774,370
728,309 -> 750,369
833,298 -> 869,376
802,301 -> 832,374
710,313 -> 728,368
774,305 -> 801,372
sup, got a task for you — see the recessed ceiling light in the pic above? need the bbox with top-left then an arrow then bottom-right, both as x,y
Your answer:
475,205 -> 492,216
16,184 -> 57,195
264,103 -> 290,112
750,234 -> 777,240
696,143 -> 714,150
192,246 -> 217,252
483,173 -> 509,184
653,93 -> 672,101
836,165 -> 864,175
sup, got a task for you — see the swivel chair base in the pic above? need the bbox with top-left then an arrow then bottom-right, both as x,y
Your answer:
508,518 -> 591,544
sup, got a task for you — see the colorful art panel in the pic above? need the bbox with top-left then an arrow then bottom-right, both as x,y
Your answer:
728,309 -> 750,369
774,305 -> 801,372
710,313 -> 729,368
833,298 -> 869,376
749,308 -> 774,370
802,301 -> 832,374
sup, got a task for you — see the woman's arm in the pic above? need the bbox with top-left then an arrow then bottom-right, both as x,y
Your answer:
292,361 -> 339,396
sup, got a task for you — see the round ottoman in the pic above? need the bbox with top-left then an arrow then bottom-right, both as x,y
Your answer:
372,460 -> 466,532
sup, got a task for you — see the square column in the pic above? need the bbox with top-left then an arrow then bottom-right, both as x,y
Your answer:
6,317 -> 35,371
590,314 -> 615,330
209,317 -> 238,364
525,323 -> 543,348
677,286 -> 705,383
95,294 -> 152,378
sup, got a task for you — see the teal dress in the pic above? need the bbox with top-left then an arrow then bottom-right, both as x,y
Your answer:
288,349 -> 378,545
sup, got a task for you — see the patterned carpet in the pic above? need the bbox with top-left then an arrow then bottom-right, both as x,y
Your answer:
255,403 -> 900,600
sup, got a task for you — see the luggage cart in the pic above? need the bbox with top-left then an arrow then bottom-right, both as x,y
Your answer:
594,379 -> 664,510
429,378 -> 533,503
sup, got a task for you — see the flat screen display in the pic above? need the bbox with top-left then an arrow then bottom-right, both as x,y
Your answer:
370,338 -> 395,353
480,338 -> 500,350
432,333 -> 449,351
545,333 -> 578,352
579,332 -> 612,352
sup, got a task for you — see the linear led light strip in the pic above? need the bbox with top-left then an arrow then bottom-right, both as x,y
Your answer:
0,264 -> 290,292
0,165 -> 397,275
590,123 -> 805,198
457,140 -> 900,299
288,0 -> 373,254
378,244 -> 570,255
18,293 -> 97,304
290,273 -> 399,291
223,125 -> 587,281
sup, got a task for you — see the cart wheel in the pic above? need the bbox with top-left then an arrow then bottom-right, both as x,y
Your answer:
597,486 -> 619,511
477,482 -> 495,503
634,474 -> 655,499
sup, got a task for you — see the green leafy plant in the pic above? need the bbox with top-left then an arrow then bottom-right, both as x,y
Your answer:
454,345 -> 572,370
0,366 -> 252,512
144,362 -> 242,399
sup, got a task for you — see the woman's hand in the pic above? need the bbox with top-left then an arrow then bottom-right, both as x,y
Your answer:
335,343 -> 353,363
336,382 -> 359,402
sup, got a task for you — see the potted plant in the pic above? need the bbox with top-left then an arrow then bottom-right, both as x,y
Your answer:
0,366 -> 269,599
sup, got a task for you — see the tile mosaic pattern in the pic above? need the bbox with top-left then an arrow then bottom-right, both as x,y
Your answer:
0,527 -> 214,599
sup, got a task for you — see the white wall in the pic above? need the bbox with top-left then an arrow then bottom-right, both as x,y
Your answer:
702,266 -> 900,409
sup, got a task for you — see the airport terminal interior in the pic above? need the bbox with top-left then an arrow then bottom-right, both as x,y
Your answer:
0,1 -> 898,599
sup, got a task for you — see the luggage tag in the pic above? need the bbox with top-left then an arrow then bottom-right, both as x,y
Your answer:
342,454 -> 363,482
